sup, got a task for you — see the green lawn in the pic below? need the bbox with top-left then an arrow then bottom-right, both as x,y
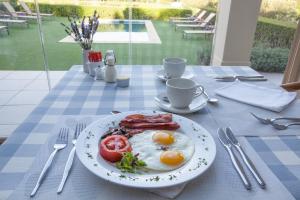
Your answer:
0,17 -> 212,70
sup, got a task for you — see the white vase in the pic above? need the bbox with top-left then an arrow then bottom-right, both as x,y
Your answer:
82,49 -> 91,73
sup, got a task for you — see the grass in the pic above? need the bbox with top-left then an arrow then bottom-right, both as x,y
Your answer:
0,17 -> 212,70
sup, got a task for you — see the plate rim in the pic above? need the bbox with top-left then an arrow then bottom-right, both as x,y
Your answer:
75,110 -> 216,189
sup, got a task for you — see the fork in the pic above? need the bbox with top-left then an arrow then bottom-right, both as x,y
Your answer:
57,123 -> 86,194
250,112 -> 300,124
271,122 -> 300,130
31,128 -> 69,197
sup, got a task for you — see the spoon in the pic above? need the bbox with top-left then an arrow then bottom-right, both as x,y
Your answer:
250,113 -> 300,125
271,122 -> 300,130
203,91 -> 218,104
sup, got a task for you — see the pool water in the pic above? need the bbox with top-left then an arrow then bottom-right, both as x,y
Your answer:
98,22 -> 147,32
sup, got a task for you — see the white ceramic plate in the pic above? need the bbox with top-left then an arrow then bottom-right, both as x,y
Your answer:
156,69 -> 194,81
76,110 -> 216,189
155,93 -> 208,114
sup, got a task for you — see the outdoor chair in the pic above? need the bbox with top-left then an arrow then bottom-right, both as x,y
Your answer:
175,13 -> 216,31
19,1 -> 53,17
0,18 -> 29,28
2,2 -> 39,21
171,10 -> 207,25
183,28 -> 215,39
281,81 -> 300,92
169,9 -> 202,22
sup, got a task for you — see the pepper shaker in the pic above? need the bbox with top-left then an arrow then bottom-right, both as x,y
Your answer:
104,55 -> 117,83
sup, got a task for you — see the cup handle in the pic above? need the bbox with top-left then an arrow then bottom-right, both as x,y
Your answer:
195,85 -> 204,96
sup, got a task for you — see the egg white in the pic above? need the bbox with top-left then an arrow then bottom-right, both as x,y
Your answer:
129,130 -> 195,171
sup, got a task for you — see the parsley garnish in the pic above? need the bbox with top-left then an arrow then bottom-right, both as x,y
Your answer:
116,152 -> 147,173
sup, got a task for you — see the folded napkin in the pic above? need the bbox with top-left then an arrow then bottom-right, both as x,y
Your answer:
149,183 -> 186,199
215,81 -> 297,112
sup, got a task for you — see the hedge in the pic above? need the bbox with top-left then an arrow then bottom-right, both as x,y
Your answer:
25,3 -> 191,20
250,47 -> 289,72
197,45 -> 289,72
202,6 -> 296,49
255,17 -> 296,49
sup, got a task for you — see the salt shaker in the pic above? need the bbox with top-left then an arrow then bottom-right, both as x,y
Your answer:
94,64 -> 104,80
104,55 -> 117,83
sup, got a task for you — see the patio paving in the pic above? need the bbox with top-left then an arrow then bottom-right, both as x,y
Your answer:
0,69 -> 284,140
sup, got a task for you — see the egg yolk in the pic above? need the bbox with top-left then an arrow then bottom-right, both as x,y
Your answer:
152,131 -> 175,145
160,151 -> 184,166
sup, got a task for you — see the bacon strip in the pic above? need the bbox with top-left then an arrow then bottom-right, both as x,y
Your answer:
119,121 -> 180,130
120,113 -> 172,123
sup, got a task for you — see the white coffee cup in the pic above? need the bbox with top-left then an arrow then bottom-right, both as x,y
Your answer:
166,78 -> 204,108
163,57 -> 186,79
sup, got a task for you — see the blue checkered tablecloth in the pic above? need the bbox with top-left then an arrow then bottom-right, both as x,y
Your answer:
0,65 -> 299,199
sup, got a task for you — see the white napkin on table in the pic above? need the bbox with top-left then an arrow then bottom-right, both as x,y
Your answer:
215,81 -> 297,112
149,183 -> 186,199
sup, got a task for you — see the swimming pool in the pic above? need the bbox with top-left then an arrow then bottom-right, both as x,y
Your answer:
59,20 -> 161,44
98,21 -> 147,32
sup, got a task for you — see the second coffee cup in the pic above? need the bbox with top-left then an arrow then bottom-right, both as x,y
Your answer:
163,57 -> 186,79
166,78 -> 204,108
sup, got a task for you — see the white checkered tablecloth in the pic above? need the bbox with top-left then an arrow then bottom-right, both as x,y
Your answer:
0,65 -> 300,199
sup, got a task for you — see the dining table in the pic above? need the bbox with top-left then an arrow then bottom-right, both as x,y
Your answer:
0,65 -> 300,200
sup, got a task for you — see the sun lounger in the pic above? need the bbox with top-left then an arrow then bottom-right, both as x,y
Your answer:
0,18 -> 29,27
2,2 -> 39,21
0,25 -> 9,35
175,13 -> 216,31
183,29 -> 215,39
19,1 -> 53,17
171,11 -> 207,24
169,9 -> 202,22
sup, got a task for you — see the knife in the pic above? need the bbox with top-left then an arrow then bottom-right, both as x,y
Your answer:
214,75 -> 264,79
216,77 -> 267,82
225,127 -> 266,189
218,128 -> 252,190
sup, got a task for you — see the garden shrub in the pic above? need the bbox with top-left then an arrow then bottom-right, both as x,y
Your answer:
197,44 -> 212,65
255,18 -> 296,48
250,47 -> 289,72
123,7 -> 192,20
25,3 -> 191,20
260,0 -> 298,22
197,45 -> 289,72
26,3 -> 84,17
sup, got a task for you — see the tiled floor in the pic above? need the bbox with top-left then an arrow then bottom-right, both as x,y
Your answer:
0,70 -> 284,139
0,71 -> 66,138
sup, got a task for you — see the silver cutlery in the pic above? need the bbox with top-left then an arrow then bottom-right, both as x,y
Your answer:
203,90 -> 218,104
251,112 -> 300,125
57,123 -> 86,194
31,128 -> 69,197
215,75 -> 264,79
216,77 -> 267,82
218,128 -> 251,190
225,127 -> 266,189
271,122 -> 300,130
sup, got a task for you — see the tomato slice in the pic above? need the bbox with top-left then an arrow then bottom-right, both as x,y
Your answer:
99,135 -> 132,162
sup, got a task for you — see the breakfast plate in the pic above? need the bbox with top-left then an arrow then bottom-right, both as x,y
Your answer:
76,110 -> 216,189
155,93 -> 208,114
156,69 -> 194,81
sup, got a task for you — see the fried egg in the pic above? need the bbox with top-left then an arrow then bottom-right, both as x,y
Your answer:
129,130 -> 194,171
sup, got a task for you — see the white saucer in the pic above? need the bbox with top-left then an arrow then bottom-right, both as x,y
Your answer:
156,69 -> 195,81
154,93 -> 207,114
